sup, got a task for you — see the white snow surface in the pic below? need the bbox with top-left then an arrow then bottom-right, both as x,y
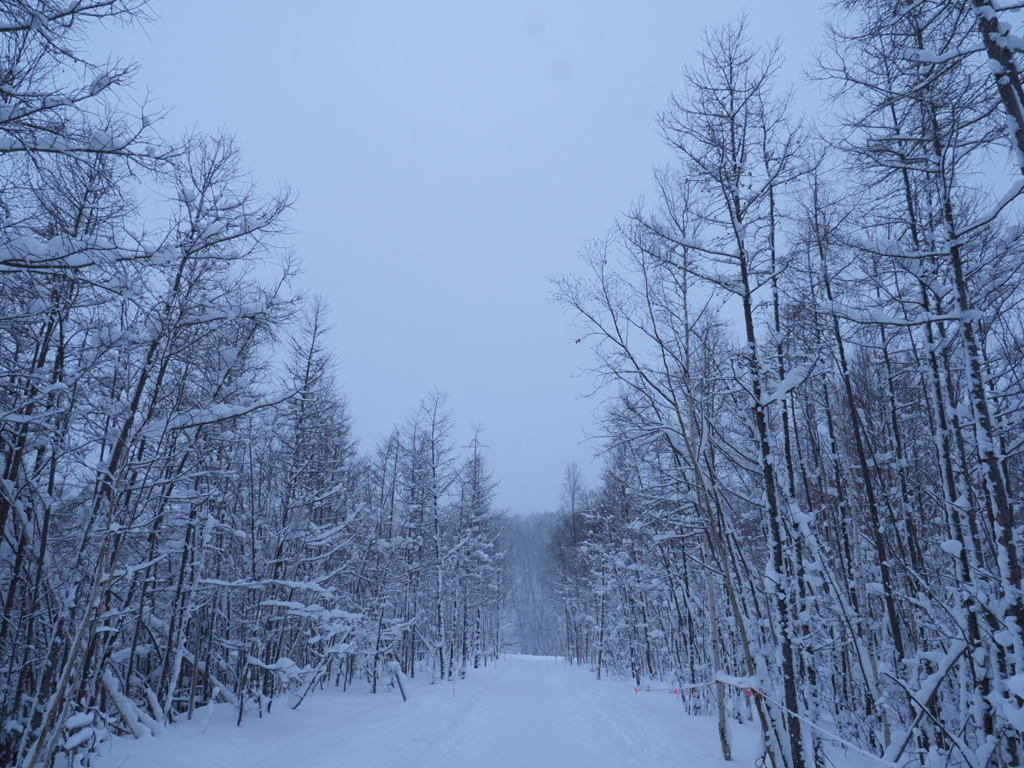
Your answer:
92,654 -> 765,768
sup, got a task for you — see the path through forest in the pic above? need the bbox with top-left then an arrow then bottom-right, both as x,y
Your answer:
92,655 -> 765,768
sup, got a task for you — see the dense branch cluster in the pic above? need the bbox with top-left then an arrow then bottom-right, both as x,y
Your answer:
554,4 -> 1024,768
0,5 -> 504,767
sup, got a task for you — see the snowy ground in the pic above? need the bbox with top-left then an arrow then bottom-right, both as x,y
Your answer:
92,655 -> 767,768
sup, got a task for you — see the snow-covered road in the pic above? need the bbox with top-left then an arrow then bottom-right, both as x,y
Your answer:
93,655 -> 763,768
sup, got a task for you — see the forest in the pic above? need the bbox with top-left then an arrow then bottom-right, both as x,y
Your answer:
3,1 -> 1024,768
549,3 -> 1024,768
0,3 -> 506,767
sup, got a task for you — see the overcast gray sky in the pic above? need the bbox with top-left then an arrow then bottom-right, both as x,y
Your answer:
105,1 -> 824,514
